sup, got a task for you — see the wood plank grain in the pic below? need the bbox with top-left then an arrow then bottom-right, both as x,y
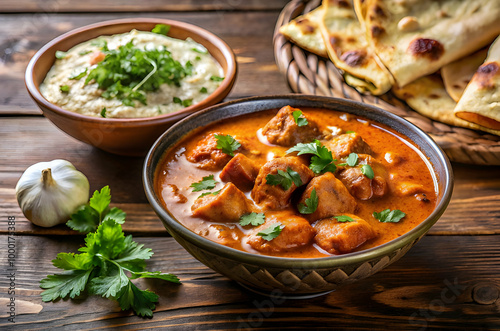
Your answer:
1,0 -> 289,13
0,12 -> 290,115
2,118 -> 500,236
0,235 -> 498,329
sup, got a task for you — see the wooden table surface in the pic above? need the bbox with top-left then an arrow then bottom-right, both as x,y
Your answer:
1,2 -> 499,329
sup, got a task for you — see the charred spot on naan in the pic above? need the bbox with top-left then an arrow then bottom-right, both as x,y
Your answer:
340,50 -> 367,67
295,18 -> 315,34
407,38 -> 444,61
473,62 -> 499,89
370,25 -> 385,38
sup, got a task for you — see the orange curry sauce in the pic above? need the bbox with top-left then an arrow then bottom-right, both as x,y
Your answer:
155,108 -> 437,258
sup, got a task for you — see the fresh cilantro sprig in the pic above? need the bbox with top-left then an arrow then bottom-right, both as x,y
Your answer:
190,175 -> 218,192
287,140 -> 337,174
257,223 -> 284,241
265,167 -> 303,190
43,186 -> 180,317
373,209 -> 406,223
239,212 -> 265,226
214,134 -> 241,156
84,40 -> 193,107
335,215 -> 355,222
292,110 -> 308,127
298,188 -> 318,214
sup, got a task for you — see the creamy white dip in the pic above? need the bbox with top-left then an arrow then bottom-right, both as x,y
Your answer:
40,30 -> 224,118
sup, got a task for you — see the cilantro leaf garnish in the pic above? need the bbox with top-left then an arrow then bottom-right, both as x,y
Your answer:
298,188 -> 318,214
214,134 -> 241,156
334,215 -> 355,222
265,167 -> 303,190
85,41 -> 192,107
200,87 -> 208,93
90,38 -> 109,51
337,153 -> 358,167
60,85 -> 70,93
292,110 -> 308,127
190,174 -> 218,192
192,47 -> 208,54
373,209 -> 406,223
55,50 -> 67,59
361,164 -> 374,179
287,140 -> 337,174
346,153 -> 358,167
42,187 -> 180,317
79,50 -> 92,56
100,107 -> 107,118
69,68 -> 87,80
210,75 -> 224,82
257,223 -> 284,241
198,189 -> 221,199
151,24 -> 170,35
239,212 -> 265,226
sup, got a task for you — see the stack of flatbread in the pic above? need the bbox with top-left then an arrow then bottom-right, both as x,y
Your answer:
279,0 -> 500,135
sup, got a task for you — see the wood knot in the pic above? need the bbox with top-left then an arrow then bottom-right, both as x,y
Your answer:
472,283 -> 499,305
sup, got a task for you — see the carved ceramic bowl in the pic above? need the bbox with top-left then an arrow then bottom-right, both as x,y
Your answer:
143,95 -> 453,298
25,18 -> 237,156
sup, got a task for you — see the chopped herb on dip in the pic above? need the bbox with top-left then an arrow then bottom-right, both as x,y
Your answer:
40,29 -> 224,118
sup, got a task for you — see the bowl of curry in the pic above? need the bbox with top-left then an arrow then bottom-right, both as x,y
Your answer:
143,95 -> 453,297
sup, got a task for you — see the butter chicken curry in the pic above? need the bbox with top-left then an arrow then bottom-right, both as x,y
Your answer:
156,106 -> 437,258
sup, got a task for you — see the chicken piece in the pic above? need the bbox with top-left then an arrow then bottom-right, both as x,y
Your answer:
185,132 -> 238,170
261,105 -> 321,146
191,182 -> 253,222
219,153 -> 259,191
324,132 -> 372,159
337,154 -> 388,200
298,172 -> 356,222
246,211 -> 316,254
314,214 -> 376,254
251,157 -> 314,210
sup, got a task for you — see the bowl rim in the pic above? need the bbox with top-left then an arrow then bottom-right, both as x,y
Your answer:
143,94 -> 454,269
24,17 -> 237,127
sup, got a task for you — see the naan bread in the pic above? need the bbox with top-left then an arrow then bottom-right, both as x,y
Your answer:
441,48 -> 488,102
319,0 -> 393,95
279,7 -> 328,58
363,0 -> 500,87
392,74 -> 500,136
455,36 -> 500,130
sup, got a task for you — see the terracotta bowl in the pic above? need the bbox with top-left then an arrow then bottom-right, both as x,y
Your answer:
143,95 -> 454,298
25,18 -> 237,156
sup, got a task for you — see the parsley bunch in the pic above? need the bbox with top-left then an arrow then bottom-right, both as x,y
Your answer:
40,186 -> 180,317
84,38 -> 193,107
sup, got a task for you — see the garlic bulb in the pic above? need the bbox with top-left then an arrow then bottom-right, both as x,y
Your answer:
15,160 -> 90,227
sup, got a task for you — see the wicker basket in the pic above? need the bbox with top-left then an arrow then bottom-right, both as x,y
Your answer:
274,0 -> 500,165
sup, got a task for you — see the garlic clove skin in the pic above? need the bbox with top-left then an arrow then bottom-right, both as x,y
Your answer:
15,159 -> 90,227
